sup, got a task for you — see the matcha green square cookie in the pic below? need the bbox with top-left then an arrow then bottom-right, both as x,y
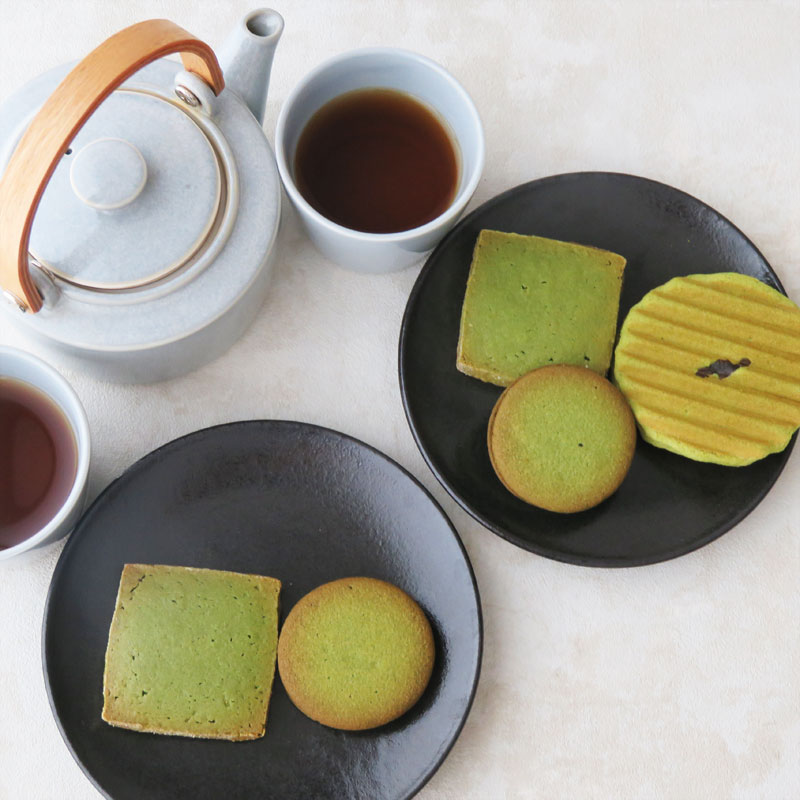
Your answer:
102,564 -> 281,741
457,230 -> 626,386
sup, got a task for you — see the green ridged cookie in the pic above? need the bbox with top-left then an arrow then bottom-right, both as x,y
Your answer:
277,577 -> 435,730
614,272 -> 800,466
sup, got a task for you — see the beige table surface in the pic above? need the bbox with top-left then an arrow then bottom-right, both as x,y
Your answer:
1,1 -> 799,798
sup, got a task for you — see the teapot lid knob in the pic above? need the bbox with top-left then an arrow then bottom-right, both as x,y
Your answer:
70,138 -> 147,210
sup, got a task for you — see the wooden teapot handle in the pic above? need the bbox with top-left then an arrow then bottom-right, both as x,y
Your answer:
0,20 -> 224,312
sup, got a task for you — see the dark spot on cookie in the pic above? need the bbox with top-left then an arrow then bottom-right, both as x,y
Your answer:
696,358 -> 751,379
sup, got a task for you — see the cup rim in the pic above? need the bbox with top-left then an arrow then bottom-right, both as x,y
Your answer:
0,346 -> 91,560
275,46 -> 485,243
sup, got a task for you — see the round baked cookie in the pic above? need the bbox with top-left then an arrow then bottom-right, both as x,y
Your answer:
488,365 -> 636,513
277,577 -> 435,730
614,272 -> 800,466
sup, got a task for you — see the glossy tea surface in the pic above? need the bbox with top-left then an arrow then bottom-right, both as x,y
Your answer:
0,378 -> 77,548
294,88 -> 459,234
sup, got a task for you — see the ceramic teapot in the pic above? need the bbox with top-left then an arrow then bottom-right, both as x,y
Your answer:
0,9 -> 283,383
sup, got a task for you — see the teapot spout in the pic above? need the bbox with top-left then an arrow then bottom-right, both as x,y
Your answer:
217,9 -> 284,126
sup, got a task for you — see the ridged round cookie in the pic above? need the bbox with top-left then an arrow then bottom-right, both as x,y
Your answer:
277,577 -> 435,731
488,365 -> 637,513
614,272 -> 800,466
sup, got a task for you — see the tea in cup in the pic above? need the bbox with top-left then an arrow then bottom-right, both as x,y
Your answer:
276,48 -> 484,272
0,347 -> 90,559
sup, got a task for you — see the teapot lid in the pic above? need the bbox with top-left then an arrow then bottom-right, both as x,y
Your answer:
30,86 -> 230,290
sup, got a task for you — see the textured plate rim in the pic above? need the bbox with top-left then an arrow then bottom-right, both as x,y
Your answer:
398,171 -> 795,568
42,419 -> 483,800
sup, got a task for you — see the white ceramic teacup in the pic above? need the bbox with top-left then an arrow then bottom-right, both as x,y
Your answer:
275,48 -> 485,273
0,347 -> 90,560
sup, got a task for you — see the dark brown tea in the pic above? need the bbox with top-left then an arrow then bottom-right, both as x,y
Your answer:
294,88 -> 459,234
0,378 -> 77,549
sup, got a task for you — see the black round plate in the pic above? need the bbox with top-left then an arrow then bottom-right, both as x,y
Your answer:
399,172 -> 795,567
43,421 -> 481,800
